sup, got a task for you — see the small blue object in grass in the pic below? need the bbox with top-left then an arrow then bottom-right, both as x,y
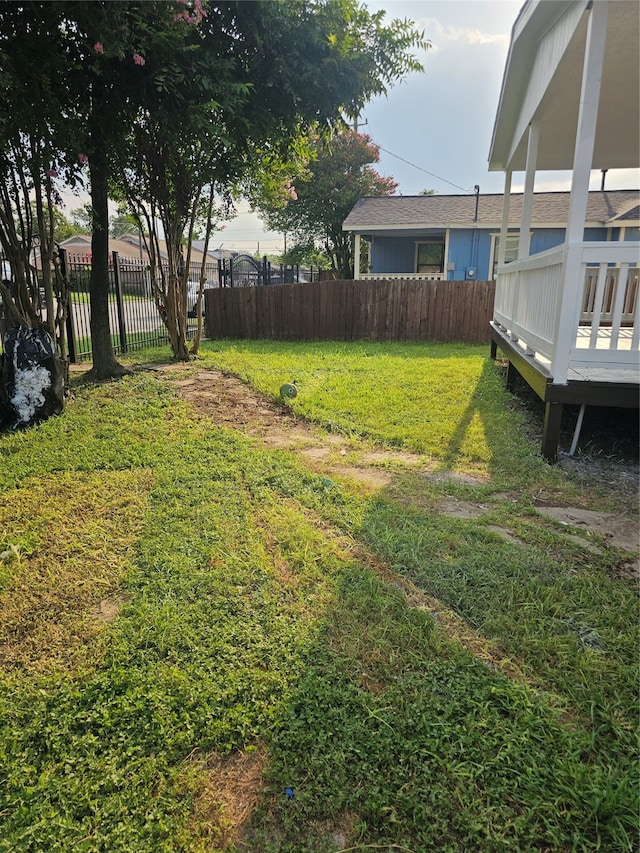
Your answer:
321,477 -> 334,488
280,382 -> 298,399
284,787 -> 294,800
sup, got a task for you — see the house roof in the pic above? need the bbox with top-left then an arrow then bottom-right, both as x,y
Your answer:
489,0 -> 640,171
58,235 -> 227,264
342,190 -> 640,234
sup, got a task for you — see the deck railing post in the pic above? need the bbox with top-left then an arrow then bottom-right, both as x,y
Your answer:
552,243 -> 581,384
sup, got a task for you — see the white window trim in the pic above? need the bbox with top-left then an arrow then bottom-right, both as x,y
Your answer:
413,233 -> 447,275
490,231 -> 527,277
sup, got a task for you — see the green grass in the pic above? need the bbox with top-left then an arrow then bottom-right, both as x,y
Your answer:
128,338 -> 614,502
0,341 -> 637,852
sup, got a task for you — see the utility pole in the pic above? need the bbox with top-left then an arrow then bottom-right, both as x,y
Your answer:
352,114 -> 368,133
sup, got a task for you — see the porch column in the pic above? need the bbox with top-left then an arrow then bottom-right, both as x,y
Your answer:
494,169 -> 514,335
518,122 -> 539,259
554,0 -> 608,383
497,169 -> 512,267
566,0 -> 608,243
353,234 -> 361,279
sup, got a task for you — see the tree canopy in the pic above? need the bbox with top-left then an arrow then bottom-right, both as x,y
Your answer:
0,1 -> 427,372
253,131 -> 398,278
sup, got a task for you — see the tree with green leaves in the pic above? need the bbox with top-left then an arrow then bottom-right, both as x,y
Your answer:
1,0 -> 427,373
70,204 -> 93,235
253,131 -> 398,279
114,1 -> 427,359
109,205 -> 143,239
0,1 -> 85,359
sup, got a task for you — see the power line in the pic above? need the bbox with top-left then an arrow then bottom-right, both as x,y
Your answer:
375,145 -> 472,194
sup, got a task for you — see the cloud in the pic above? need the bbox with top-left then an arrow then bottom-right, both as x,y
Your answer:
418,17 -> 509,48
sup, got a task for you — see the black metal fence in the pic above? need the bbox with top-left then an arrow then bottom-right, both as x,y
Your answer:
220,254 -> 318,287
60,252 -> 319,360
1,250 -> 323,361
61,250 -> 218,361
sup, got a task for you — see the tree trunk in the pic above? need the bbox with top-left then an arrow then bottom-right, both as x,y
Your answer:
85,125 -> 130,381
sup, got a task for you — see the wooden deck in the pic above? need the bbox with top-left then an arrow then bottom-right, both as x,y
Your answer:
490,322 -> 639,461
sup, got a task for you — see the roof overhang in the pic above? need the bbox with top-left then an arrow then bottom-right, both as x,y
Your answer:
489,0 -> 640,172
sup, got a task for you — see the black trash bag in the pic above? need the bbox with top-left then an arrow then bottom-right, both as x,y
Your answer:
0,325 -> 65,431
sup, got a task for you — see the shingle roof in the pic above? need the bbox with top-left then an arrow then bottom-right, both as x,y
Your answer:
342,190 -> 640,232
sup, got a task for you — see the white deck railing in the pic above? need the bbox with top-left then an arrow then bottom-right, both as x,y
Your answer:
493,241 -> 639,381
358,272 -> 447,281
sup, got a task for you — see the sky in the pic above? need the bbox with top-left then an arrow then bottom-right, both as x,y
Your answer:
63,0 -> 639,254
210,0 -> 528,254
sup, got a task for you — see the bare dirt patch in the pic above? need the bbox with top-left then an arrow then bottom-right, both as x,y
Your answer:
94,594 -> 128,624
165,365 -> 638,576
163,366 -> 428,489
534,505 -> 639,553
535,505 -> 639,580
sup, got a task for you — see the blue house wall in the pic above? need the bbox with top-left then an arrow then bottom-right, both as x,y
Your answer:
446,230 -> 492,280
369,226 -> 614,279
370,237 -> 415,274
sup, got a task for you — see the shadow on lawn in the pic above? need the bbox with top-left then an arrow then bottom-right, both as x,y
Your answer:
435,355 -> 639,488
241,555 -> 637,853
433,356 -> 533,484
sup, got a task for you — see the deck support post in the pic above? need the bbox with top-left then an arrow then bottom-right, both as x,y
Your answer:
542,401 -> 563,463
506,360 -> 518,392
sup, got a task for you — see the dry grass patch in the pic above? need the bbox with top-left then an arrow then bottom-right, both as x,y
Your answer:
190,748 -> 267,850
0,468 -> 153,676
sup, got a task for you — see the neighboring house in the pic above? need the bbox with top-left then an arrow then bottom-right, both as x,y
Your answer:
58,234 -> 235,267
54,236 -> 234,307
342,189 -> 639,281
487,0 -> 639,460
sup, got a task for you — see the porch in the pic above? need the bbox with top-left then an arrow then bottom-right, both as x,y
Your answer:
491,241 -> 638,461
356,272 -> 447,282
487,0 -> 639,462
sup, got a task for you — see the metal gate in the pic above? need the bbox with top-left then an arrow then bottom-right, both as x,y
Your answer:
228,254 -> 266,287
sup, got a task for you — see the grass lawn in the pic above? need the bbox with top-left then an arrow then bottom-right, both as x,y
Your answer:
0,339 -> 637,852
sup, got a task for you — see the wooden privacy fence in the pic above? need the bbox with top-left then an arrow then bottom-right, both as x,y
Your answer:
204,278 -> 496,343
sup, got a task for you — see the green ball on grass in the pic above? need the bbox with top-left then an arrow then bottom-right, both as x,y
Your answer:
280,382 -> 298,399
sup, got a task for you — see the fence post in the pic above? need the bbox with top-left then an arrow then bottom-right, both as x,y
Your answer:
262,256 -> 268,287
60,248 -> 78,364
112,251 -> 128,353
229,257 -> 234,287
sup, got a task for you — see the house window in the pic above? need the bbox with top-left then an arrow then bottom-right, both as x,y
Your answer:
359,236 -> 372,274
416,237 -> 445,274
492,235 -> 520,277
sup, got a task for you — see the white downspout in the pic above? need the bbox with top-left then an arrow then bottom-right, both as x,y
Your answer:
507,124 -> 538,345
553,0 -> 608,383
353,233 -> 361,279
